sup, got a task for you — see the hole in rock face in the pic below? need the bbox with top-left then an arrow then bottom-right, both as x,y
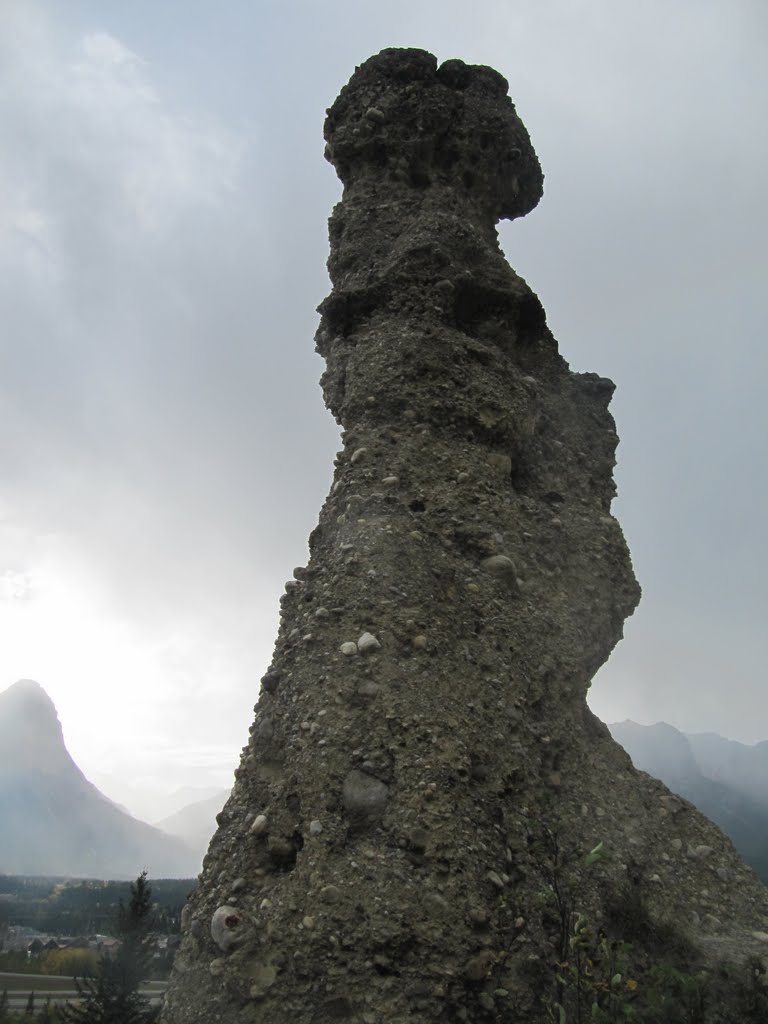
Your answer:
409,499 -> 426,513
462,170 -> 475,189
286,792 -> 301,815
515,292 -> 547,343
409,163 -> 431,188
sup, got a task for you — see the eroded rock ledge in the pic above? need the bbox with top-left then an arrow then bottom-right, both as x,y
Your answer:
161,49 -> 768,1024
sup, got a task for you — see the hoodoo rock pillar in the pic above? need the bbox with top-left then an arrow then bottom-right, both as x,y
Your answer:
162,50 -> 768,1024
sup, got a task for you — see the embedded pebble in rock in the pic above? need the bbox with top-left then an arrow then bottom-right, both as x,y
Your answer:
464,951 -> 494,981
487,453 -> 513,475
356,680 -> 380,697
249,964 -> 277,1001
481,554 -> 518,579
356,632 -> 381,653
161,47 -> 768,1024
689,844 -> 714,859
249,814 -> 267,835
309,819 -> 323,835
210,906 -> 243,953
342,769 -> 388,820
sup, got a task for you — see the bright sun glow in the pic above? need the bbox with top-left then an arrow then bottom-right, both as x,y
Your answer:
0,558 -> 169,775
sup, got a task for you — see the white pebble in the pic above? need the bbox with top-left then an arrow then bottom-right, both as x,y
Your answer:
357,632 -> 381,653
250,814 -> 268,835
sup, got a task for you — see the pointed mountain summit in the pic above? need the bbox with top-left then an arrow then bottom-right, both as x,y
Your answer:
0,678 -> 77,775
0,679 -> 200,879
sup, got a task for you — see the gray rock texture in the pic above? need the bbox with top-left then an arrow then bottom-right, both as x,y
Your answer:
161,49 -> 768,1023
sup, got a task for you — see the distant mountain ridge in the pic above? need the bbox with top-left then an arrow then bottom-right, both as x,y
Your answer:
154,790 -> 229,864
0,679 -> 201,879
609,720 -> 768,881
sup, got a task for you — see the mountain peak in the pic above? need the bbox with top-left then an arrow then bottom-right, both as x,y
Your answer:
0,677 -> 61,725
0,678 -> 201,878
0,678 -> 69,774
3,676 -> 55,700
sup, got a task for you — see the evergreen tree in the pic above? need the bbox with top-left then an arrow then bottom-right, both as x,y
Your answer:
61,872 -> 155,1024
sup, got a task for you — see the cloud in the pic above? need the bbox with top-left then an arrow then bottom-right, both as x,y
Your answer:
1,0 -> 766,805
0,5 -> 248,604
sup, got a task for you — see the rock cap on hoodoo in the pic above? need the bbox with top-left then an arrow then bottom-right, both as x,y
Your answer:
324,47 -> 543,222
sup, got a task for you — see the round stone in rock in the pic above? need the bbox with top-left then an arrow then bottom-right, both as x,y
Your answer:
210,905 -> 243,952
249,964 -> 277,1000
340,641 -> 358,656
481,555 -> 518,579
464,950 -> 494,981
487,453 -> 512,475
689,844 -> 714,859
357,631 -> 381,653
250,814 -> 268,835
309,819 -> 323,835
357,680 -> 380,697
342,769 -> 388,819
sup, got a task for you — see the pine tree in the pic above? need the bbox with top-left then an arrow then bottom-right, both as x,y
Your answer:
61,872 -> 155,1024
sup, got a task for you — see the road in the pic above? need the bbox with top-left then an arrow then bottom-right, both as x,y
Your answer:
0,972 -> 167,1010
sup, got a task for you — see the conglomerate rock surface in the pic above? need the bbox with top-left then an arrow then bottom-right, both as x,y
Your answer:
161,49 -> 768,1024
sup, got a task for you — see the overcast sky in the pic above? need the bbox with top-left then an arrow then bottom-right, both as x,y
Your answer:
1,0 -> 766,820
